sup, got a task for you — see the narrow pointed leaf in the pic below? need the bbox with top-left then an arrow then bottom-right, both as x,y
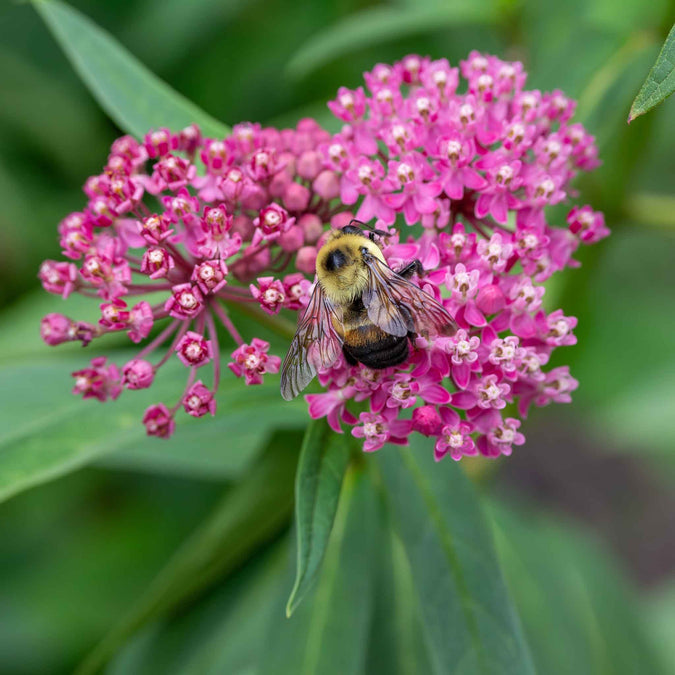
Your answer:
258,468 -> 377,675
285,3 -> 496,81
286,420 -> 352,617
77,432 -> 300,675
629,23 -> 675,122
33,0 -> 230,138
376,441 -> 535,675
366,512 -> 434,675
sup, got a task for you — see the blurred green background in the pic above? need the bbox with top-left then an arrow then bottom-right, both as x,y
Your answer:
1,0 -> 674,673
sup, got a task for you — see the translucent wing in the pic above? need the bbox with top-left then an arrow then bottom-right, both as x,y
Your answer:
362,256 -> 457,339
280,283 -> 344,400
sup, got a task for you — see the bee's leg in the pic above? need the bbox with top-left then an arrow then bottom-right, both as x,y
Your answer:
397,259 -> 424,279
342,346 -> 358,366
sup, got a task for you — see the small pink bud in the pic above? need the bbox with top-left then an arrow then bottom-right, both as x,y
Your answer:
296,150 -> 322,180
476,284 -> 506,315
183,381 -> 216,417
269,170 -> 292,198
143,404 -> 175,439
72,357 -> 121,402
165,284 -> 204,319
141,247 -> 174,279
313,170 -> 340,200
231,214 -> 255,241
122,359 -> 155,390
250,277 -> 286,315
192,259 -> 228,294
278,225 -> 305,252
177,123 -> 202,154
298,214 -> 323,244
283,182 -> 311,211
412,405 -> 443,436
331,211 -> 354,229
175,331 -> 212,367
41,313 -> 75,346
38,260 -> 77,298
296,246 -> 318,274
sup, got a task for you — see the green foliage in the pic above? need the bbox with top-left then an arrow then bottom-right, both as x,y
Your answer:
78,433 -> 300,674
492,503 -> 669,675
33,0 -> 230,139
258,469 -> 377,675
1,0 -> 674,672
0,353 -> 307,503
285,2 -> 497,80
286,420 -> 353,616
376,442 -> 535,675
629,23 -> 675,121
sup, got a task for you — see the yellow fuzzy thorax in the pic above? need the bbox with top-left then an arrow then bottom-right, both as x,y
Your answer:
315,231 -> 386,304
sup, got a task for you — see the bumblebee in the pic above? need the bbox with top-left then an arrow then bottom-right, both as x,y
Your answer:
280,220 -> 457,400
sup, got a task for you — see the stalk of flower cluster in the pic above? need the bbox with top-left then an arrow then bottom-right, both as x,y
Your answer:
39,52 -> 608,458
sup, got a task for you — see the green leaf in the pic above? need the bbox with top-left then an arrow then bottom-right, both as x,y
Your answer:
78,433 -> 300,675
629,23 -> 675,122
32,0 -> 230,138
257,467 -> 377,675
365,512 -> 434,675
491,503 -> 668,675
286,420 -> 352,617
107,541 -> 288,675
376,441 -> 535,675
285,3 -> 496,81
0,354 -> 306,504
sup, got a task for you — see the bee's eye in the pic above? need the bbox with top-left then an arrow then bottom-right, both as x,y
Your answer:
359,246 -> 369,256
324,249 -> 348,271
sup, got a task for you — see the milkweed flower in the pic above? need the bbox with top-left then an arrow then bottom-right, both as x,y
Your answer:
39,52 -> 607,459
308,52 -> 606,459
39,119 -> 339,438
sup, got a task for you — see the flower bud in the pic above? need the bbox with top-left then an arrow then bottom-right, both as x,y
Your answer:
122,359 -> 155,390
412,405 -> 443,436
296,150 -> 322,180
183,381 -> 216,417
313,170 -> 340,200
278,225 -> 305,252
298,214 -> 323,244
283,182 -> 311,211
41,313 -> 75,346
143,404 -> 175,438
476,284 -> 506,315
296,246 -> 318,274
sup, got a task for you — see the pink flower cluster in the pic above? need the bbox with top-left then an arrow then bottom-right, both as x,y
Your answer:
38,52 -> 608,458
39,118 -> 340,437
304,52 -> 607,459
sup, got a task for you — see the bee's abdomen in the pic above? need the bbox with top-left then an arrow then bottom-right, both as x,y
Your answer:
343,325 -> 410,369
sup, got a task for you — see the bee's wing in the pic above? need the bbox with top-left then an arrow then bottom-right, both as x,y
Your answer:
280,283 -> 344,401
362,256 -> 457,338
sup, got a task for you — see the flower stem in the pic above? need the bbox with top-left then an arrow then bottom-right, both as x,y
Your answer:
136,318 -> 180,360
205,311 -> 222,389
211,300 -> 244,346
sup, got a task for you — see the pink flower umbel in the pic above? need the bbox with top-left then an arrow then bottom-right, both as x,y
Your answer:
302,52 -> 606,459
40,52 -> 607,457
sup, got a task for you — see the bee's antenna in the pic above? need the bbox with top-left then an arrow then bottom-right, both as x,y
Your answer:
346,219 -> 390,241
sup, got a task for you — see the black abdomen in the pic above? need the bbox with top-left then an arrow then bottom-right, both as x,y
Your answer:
343,329 -> 410,369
